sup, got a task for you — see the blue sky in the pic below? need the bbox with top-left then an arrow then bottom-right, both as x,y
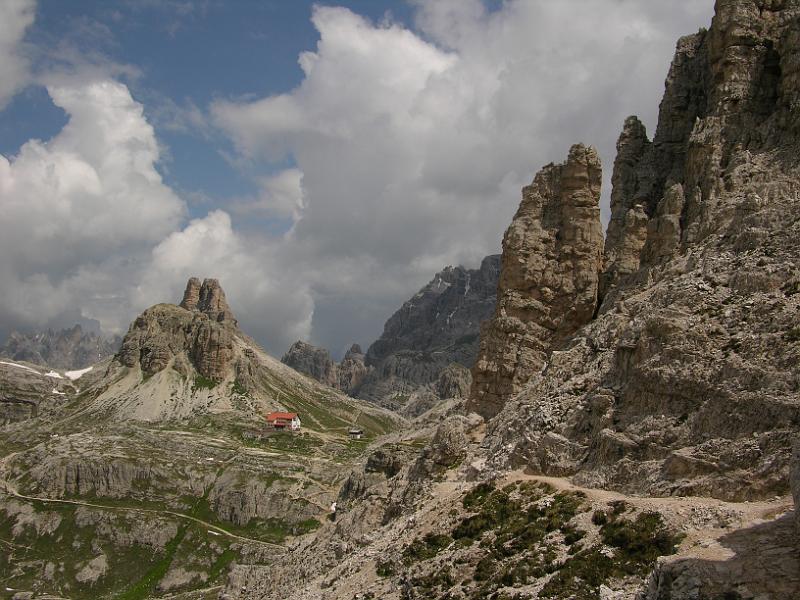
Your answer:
0,0 -> 715,357
0,1 -> 416,216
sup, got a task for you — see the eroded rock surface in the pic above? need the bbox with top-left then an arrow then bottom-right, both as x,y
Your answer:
357,255 -> 500,409
281,341 -> 339,389
482,0 -> 800,501
0,325 -> 120,370
469,144 -> 605,419
337,344 -> 369,393
117,277 -> 241,382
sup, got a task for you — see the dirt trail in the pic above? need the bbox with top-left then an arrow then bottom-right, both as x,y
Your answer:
0,478 -> 286,551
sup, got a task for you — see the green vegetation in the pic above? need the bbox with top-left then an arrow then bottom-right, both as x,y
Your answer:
231,379 -> 249,395
404,533 -> 453,564
375,560 -> 396,577
192,374 -> 218,391
410,567 -> 455,595
208,548 -> 237,582
541,509 -> 683,599
262,431 -> 324,455
115,525 -> 187,600
786,326 -> 800,342
394,483 -> 682,600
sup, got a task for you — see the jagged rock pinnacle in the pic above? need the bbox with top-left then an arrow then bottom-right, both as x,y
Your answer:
468,144 -> 604,420
180,277 -> 237,326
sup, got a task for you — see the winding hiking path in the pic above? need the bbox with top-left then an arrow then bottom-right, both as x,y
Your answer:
0,477 -> 287,551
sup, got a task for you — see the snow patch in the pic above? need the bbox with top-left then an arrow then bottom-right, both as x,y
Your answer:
52,388 -> 66,396
45,370 -> 63,379
65,366 -> 93,380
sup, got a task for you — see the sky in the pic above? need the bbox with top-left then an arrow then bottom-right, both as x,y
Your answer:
0,0 -> 715,359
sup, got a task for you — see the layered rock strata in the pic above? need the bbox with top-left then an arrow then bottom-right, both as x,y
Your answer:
337,344 -> 369,392
356,255 -> 500,409
468,144 -> 604,419
479,0 -> 800,502
281,341 -> 339,388
179,277 -> 238,325
280,256 -> 499,408
117,278 -> 239,382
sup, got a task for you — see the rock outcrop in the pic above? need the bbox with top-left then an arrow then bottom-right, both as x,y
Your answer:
280,257 -> 499,408
337,344 -> 369,392
481,0 -> 800,501
281,341 -> 368,395
118,277 -> 239,382
0,325 -> 120,370
179,277 -> 237,325
356,255 -> 500,409
281,341 -> 339,388
468,144 -> 605,419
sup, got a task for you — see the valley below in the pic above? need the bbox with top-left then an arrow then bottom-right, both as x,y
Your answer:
3,0 -> 800,599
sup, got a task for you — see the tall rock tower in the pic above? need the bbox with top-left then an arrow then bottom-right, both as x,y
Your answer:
468,144 -> 604,419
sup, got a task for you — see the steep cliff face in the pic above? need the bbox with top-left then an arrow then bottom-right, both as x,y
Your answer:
117,278 -> 243,383
468,145 -> 605,419
356,255 -> 500,409
337,344 -> 369,392
179,277 -> 238,325
281,341 -> 339,388
0,325 -> 120,370
280,342 -> 368,395
480,0 -> 800,502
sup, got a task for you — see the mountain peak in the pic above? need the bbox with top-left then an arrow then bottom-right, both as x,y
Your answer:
180,277 -> 237,326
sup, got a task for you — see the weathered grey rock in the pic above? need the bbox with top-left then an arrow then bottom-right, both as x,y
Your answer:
337,344 -> 369,393
435,363 -> 472,400
468,144 -> 605,419
117,303 -> 235,381
0,325 -> 120,370
484,0 -> 800,500
357,255 -> 500,408
0,359 -> 74,425
180,277 -> 237,325
281,341 -> 338,389
117,278 -> 242,382
793,438 -> 800,533
75,554 -> 107,584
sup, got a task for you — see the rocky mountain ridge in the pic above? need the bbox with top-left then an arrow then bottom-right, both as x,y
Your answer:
281,341 -> 369,395
473,0 -> 800,506
357,255 -> 500,412
281,256 -> 500,414
219,2 -> 800,598
0,324 -> 120,370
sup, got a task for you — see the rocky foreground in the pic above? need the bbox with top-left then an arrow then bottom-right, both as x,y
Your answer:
225,1 -> 800,598
1,1 -> 800,599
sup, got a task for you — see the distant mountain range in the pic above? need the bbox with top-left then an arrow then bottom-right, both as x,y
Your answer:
282,254 -> 500,414
0,324 -> 121,370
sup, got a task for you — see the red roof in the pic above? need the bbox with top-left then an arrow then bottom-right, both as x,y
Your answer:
266,412 -> 298,421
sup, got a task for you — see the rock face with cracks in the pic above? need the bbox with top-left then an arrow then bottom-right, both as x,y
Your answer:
479,0 -> 800,503
281,340 -> 339,389
0,325 -> 120,370
115,277 -> 251,387
357,255 -> 500,409
468,144 -> 605,420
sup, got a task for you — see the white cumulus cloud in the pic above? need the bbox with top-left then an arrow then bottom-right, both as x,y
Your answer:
212,1 -> 715,354
0,0 -> 36,108
0,79 -> 185,332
